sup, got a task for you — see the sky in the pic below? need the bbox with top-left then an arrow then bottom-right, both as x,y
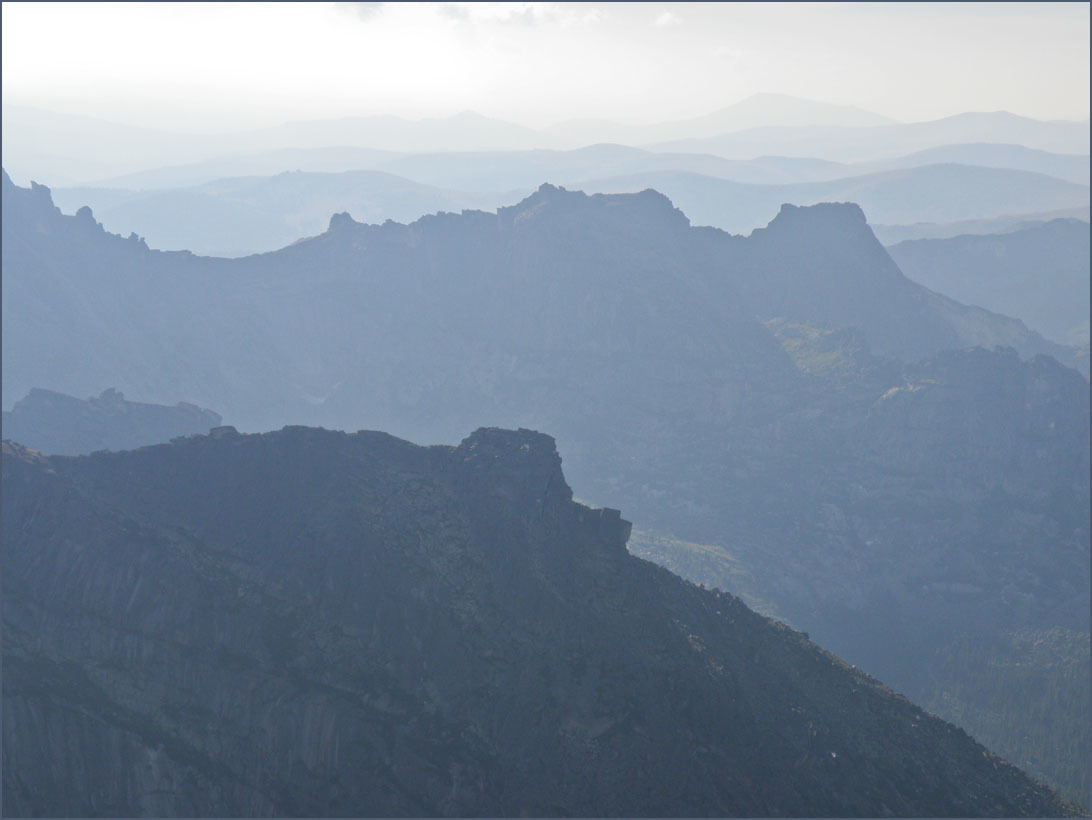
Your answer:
2,2 -> 1089,132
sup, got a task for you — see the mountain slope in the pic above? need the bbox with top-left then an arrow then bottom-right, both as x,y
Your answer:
887,219 -> 1091,346
1,429 -> 1078,817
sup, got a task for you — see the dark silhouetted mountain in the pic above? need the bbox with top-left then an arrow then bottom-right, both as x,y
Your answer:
1,428 -> 1079,817
887,219 -> 1091,346
1,387 -> 222,456
3,173 -> 1087,801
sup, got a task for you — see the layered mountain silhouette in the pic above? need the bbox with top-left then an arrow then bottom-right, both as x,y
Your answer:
651,112 -> 1091,161
47,154 -> 1089,257
1,387 -> 222,456
575,164 -> 1089,237
5,99 -> 1088,190
1,428 -> 1079,817
3,171 -> 1087,802
53,170 -> 519,257
871,206 -> 1090,244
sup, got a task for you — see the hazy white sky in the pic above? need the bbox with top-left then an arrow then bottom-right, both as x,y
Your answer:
2,2 -> 1088,131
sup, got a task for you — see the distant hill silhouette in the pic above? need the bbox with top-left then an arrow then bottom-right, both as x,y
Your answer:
2,387 -> 222,456
651,111 -> 1090,161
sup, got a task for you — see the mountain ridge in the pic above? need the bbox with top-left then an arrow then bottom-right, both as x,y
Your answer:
2,426 -> 1080,817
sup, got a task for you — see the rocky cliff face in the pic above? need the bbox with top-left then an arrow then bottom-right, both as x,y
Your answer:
2,387 -> 222,456
2,430 -> 1078,817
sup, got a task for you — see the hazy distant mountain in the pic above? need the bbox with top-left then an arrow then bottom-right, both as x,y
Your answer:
83,146 -> 405,190
53,171 -> 522,257
652,111 -> 1091,161
887,219 -> 1091,346
49,159 -> 1090,258
575,164 -> 1090,237
4,429 -> 1077,817
2,387 -> 222,456
4,174 -> 1087,801
376,145 -> 850,191
247,110 -> 566,154
7,100 -> 1089,190
544,93 -> 895,145
871,205 -> 1090,244
81,141 -> 1088,200
864,142 -> 1090,185
0,104 -> 229,186
68,145 -> 852,200
1,104 -> 568,187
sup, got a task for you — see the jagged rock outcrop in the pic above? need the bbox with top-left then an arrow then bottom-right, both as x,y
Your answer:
1,429 -> 1079,817
705,201 -> 1081,369
2,387 -> 222,456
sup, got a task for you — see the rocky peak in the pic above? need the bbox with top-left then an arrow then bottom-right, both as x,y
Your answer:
1,169 -> 62,223
761,201 -> 870,238
327,211 -> 357,231
455,427 -> 574,507
498,183 -> 690,233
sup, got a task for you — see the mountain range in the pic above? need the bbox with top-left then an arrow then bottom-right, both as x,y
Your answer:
46,159 -> 1089,259
651,111 -> 1091,162
3,171 -> 1088,805
1,428 -> 1079,817
5,97 -> 1088,188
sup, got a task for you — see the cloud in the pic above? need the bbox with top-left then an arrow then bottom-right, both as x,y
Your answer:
340,3 -> 385,20
654,11 -> 680,27
439,3 -> 602,27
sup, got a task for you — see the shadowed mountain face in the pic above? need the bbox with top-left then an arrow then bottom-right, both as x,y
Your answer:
2,387 -> 222,456
1,429 -> 1079,817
